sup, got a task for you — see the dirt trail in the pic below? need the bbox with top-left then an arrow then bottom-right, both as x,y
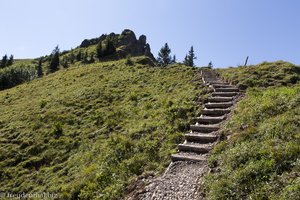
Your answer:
126,69 -> 240,200
135,161 -> 207,200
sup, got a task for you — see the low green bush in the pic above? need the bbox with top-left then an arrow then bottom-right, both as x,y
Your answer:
0,64 -> 36,90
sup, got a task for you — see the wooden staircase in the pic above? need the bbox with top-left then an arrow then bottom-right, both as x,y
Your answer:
171,69 -> 240,162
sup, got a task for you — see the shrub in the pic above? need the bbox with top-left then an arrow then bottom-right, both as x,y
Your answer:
125,55 -> 134,66
52,122 -> 63,139
0,65 -> 36,90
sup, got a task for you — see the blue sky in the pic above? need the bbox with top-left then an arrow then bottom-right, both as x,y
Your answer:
1,0 -> 299,67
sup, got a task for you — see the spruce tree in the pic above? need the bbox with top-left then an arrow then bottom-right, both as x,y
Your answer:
61,58 -> 69,68
6,55 -> 14,66
49,46 -> 60,73
183,46 -> 197,67
171,55 -> 177,64
37,58 -> 43,77
0,54 -> 8,68
69,52 -> 75,64
76,50 -> 82,61
103,39 -> 116,56
157,43 -> 172,66
82,52 -> 89,64
89,53 -> 95,63
96,41 -> 103,59
208,61 -> 213,68
183,55 -> 188,65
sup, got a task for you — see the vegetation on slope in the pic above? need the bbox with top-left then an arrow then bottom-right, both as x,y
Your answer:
205,61 -> 300,199
0,57 -> 202,199
0,29 -> 157,91
218,61 -> 300,89
0,60 -> 37,90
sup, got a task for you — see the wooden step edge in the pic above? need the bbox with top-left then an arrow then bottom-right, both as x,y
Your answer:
178,143 -> 212,153
171,153 -> 207,162
204,102 -> 233,108
207,97 -> 233,102
185,133 -> 218,142
190,124 -> 220,132
212,92 -> 238,97
196,115 -> 227,120
215,88 -> 239,92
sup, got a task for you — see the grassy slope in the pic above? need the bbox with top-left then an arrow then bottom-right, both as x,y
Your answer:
205,61 -> 300,199
0,57 -> 202,199
218,61 -> 300,89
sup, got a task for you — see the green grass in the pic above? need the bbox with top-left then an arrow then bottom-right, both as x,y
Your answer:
13,59 -> 36,66
217,61 -> 300,89
0,57 -> 203,199
204,73 -> 300,199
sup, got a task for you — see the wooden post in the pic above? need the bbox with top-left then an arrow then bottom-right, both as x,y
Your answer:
244,56 -> 249,66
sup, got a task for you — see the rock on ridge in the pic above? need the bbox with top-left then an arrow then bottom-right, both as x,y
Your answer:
79,29 -> 155,61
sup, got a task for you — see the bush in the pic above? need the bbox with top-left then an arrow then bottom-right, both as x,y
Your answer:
125,55 -> 134,66
0,65 -> 36,90
52,122 -> 63,139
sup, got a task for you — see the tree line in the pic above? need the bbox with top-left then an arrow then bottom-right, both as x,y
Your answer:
0,40 -> 212,91
0,54 -> 14,68
157,43 -> 213,68
46,40 -> 206,76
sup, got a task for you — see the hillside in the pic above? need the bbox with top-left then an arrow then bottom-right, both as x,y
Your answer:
0,57 -> 203,199
218,61 -> 300,89
204,61 -> 300,199
0,29 -> 155,91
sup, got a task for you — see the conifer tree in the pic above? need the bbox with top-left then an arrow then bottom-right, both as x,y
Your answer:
183,46 -> 197,67
0,54 -> 8,68
6,55 -> 14,66
103,38 -> 116,56
61,58 -> 69,68
208,61 -> 213,68
69,52 -> 75,64
157,43 -> 172,66
96,41 -> 103,59
37,58 -> 43,77
183,55 -> 188,65
82,52 -> 89,64
89,53 -> 95,63
48,46 -> 60,73
76,50 -> 82,61
171,55 -> 177,64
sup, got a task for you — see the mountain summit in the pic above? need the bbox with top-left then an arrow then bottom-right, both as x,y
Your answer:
79,29 -> 155,60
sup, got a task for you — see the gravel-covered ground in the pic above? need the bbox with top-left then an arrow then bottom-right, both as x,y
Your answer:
127,161 -> 208,200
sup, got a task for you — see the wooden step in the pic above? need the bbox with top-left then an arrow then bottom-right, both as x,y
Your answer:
205,102 -> 233,109
195,116 -> 226,124
215,87 -> 239,92
171,152 -> 207,162
208,81 -> 225,85
203,76 -> 218,78
178,143 -> 212,154
212,92 -> 237,97
190,124 -> 219,133
202,108 -> 231,116
208,97 -> 233,102
204,80 -> 221,84
185,133 -> 218,143
212,84 -> 233,88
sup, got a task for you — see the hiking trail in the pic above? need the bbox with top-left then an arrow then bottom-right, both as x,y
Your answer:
127,69 -> 241,200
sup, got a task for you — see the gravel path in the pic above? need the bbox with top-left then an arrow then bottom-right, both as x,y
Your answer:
128,161 -> 208,200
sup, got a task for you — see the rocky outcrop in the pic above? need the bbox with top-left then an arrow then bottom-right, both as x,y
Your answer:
79,29 -> 155,61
